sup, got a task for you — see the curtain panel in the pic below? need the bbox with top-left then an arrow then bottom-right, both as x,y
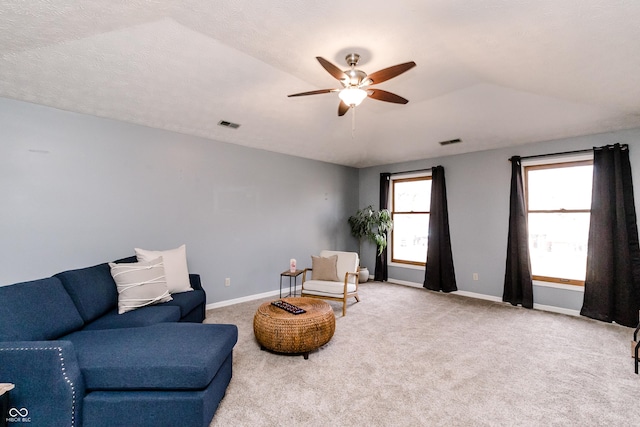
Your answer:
424,166 -> 457,292
503,156 -> 534,308
374,173 -> 391,281
581,143 -> 640,327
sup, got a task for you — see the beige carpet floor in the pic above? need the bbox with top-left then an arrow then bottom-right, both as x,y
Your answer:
205,282 -> 639,426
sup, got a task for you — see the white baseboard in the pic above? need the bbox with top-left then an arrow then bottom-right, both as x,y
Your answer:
387,278 -> 423,288
388,278 -> 580,317
531,303 -> 580,317
452,289 -> 502,302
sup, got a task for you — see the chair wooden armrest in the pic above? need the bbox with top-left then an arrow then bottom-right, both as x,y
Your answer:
346,271 -> 359,285
344,271 -> 359,293
303,267 -> 312,283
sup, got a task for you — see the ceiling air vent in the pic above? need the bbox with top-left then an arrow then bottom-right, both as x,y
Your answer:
218,120 -> 241,129
439,138 -> 462,146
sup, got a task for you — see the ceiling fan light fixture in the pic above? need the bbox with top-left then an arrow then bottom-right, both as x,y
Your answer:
338,87 -> 367,107
287,54 -> 416,117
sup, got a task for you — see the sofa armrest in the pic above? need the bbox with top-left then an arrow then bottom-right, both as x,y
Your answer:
0,340 -> 85,426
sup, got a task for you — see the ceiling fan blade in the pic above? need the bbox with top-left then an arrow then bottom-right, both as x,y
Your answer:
338,101 -> 350,116
287,89 -> 337,97
316,57 -> 348,81
364,61 -> 416,86
368,89 -> 409,104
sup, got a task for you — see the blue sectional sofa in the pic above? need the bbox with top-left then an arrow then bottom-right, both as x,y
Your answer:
0,257 -> 238,427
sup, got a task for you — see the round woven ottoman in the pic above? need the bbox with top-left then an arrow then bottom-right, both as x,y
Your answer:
253,297 -> 335,359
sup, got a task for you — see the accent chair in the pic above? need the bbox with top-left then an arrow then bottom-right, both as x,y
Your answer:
301,250 -> 360,316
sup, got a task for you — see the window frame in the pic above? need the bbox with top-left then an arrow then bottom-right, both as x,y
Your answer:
523,156 -> 593,287
389,172 -> 432,268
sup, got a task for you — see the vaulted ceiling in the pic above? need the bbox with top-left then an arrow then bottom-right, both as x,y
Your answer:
1,1 -> 639,167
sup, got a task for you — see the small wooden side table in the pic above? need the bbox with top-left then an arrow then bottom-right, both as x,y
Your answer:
280,269 -> 304,298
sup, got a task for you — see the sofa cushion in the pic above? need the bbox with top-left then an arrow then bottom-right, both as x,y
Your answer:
55,263 -> 118,323
0,278 -> 84,341
109,257 -> 172,314
80,305 -> 181,331
161,289 -> 205,318
82,358 -> 232,427
65,323 -> 238,390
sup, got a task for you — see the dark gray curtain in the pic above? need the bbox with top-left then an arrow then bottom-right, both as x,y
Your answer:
375,173 -> 391,281
581,144 -> 640,327
503,156 -> 534,308
424,166 -> 457,292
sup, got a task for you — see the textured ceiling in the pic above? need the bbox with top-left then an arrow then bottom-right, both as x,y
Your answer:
1,0 -> 639,167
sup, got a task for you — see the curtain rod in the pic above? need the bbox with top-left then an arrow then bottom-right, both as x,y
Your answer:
390,167 -> 433,176
510,144 -> 628,162
511,148 -> 592,161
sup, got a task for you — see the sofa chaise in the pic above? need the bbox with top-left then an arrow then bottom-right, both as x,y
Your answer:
0,256 -> 238,427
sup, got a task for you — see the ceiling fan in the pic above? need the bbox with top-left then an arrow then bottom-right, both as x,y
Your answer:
288,53 -> 417,116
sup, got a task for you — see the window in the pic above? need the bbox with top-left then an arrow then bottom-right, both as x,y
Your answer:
390,175 -> 432,266
525,159 -> 593,286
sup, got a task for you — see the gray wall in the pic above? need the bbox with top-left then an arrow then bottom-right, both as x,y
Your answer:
358,129 -> 640,312
0,98 -> 359,302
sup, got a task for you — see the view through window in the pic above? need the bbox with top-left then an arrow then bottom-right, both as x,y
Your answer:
391,175 -> 431,266
525,159 -> 593,285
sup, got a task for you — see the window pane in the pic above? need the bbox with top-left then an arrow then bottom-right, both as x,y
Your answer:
528,212 -> 590,281
528,165 -> 592,210
394,179 -> 431,212
392,213 -> 429,264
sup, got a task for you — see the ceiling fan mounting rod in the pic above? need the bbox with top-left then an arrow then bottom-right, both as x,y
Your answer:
345,53 -> 360,67
343,53 -> 366,87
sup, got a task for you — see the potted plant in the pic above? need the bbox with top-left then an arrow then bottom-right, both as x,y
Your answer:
348,205 -> 393,282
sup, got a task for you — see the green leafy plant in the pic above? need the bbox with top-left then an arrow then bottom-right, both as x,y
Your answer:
348,205 -> 393,256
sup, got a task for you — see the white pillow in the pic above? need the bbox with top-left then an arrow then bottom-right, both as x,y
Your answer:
135,244 -> 193,293
109,257 -> 172,314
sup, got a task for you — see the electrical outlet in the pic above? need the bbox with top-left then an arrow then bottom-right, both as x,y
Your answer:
225,278 -> 231,287
473,273 -> 479,281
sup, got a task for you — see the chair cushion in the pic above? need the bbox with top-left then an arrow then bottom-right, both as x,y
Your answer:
302,279 -> 357,295
64,323 -> 238,390
55,263 -> 118,323
320,250 -> 359,283
0,278 -> 84,341
80,305 -> 181,331
162,289 -> 205,317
